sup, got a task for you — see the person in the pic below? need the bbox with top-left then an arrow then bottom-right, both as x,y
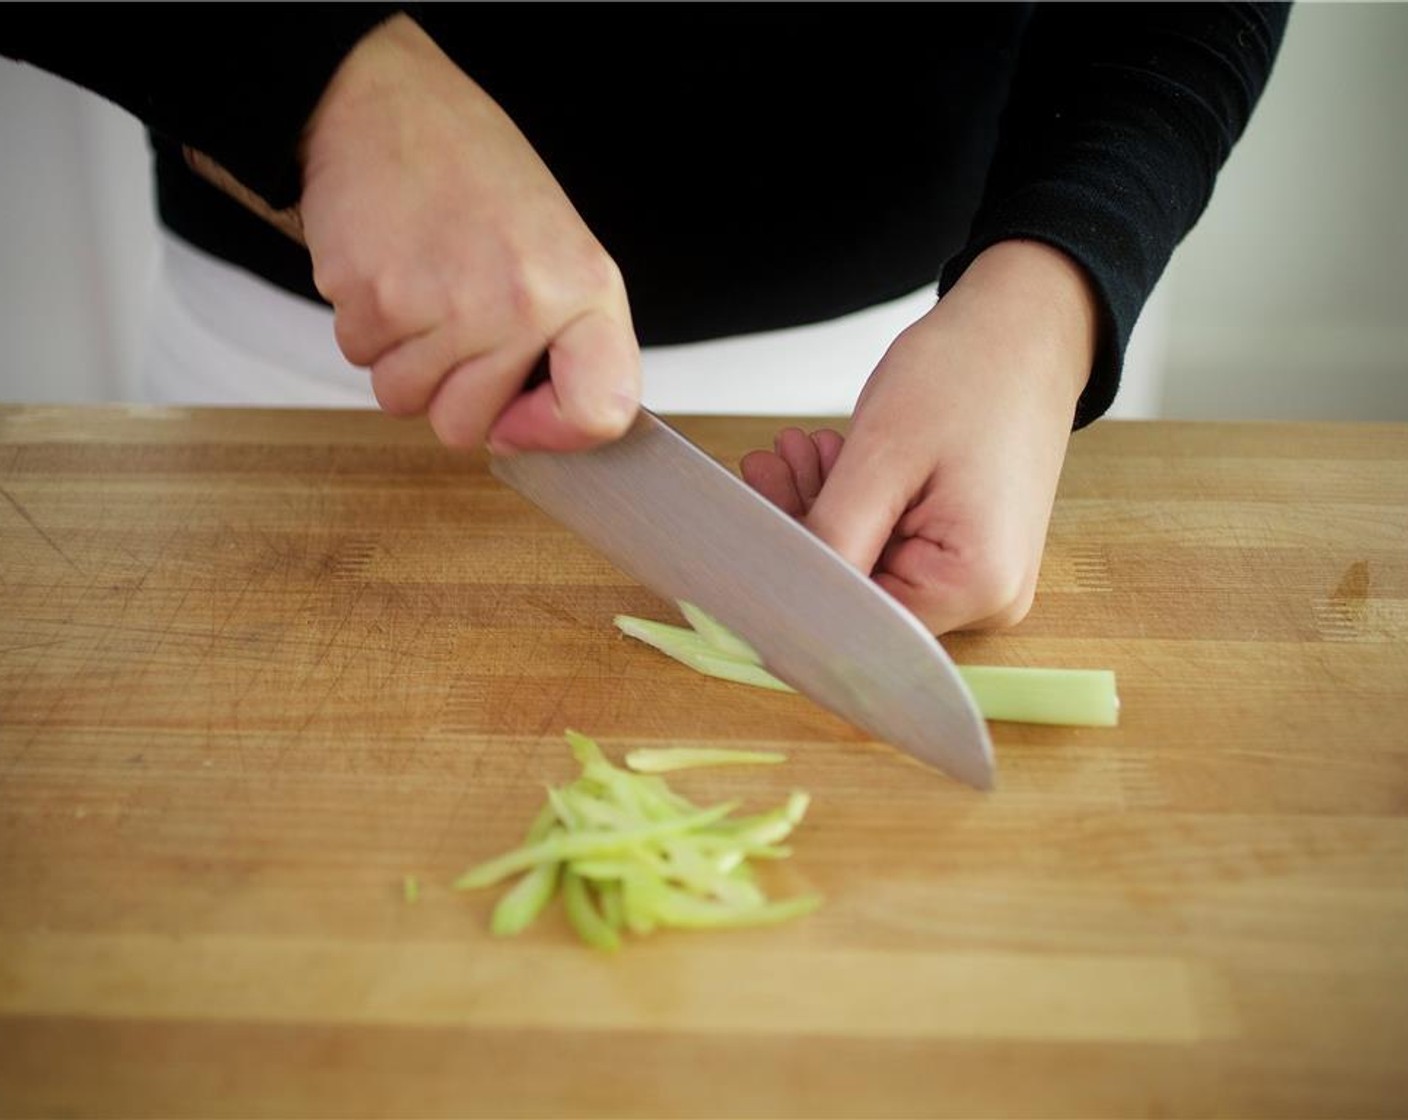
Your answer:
1,3 -> 1291,635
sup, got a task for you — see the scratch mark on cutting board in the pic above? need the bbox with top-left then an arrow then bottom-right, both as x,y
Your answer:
0,637 -> 64,657
269,583 -> 374,772
0,688 -> 68,781
0,484 -> 82,573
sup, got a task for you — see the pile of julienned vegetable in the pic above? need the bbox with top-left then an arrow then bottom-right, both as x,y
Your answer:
453,731 -> 819,951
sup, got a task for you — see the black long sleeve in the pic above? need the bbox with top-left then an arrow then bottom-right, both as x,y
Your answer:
3,3 -> 1290,427
940,3 -> 1291,426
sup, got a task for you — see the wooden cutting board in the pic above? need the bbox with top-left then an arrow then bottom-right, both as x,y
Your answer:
1,405 -> 1406,1118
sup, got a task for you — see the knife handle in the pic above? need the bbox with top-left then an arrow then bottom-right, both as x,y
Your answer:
182,146 -> 308,247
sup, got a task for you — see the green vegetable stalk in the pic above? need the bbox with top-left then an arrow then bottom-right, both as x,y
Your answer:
615,602 -> 1120,728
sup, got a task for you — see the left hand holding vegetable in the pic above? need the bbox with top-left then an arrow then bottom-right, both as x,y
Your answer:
742,240 -> 1099,636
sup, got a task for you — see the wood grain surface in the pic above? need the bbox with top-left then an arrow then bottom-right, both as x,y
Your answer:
1,405 -> 1405,1119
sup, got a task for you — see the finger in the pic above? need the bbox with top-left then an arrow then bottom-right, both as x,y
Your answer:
874,571 -> 970,635
812,428 -> 845,480
775,427 -> 823,511
326,269 -> 440,369
875,557 -> 1027,635
803,438 -> 914,578
740,450 -> 804,517
368,324 -> 479,416
873,538 -> 975,635
487,309 -> 641,454
876,511 -> 1036,634
425,344 -> 541,450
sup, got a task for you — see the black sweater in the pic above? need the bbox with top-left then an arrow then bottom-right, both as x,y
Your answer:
2,2 -> 1290,426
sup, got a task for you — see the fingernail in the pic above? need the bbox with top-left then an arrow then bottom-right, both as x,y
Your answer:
605,388 -> 639,424
581,389 -> 637,434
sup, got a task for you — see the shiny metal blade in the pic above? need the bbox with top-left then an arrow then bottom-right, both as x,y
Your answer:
491,410 -> 995,788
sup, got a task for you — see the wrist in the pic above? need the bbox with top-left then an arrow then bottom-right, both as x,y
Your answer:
939,240 -> 1100,411
299,13 -> 435,168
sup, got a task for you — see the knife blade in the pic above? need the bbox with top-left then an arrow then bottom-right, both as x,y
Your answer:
490,409 -> 995,788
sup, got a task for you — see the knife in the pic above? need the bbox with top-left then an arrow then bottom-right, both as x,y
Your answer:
491,409 -> 996,789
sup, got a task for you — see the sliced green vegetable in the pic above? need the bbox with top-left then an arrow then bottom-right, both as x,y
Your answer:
613,614 -> 796,692
402,874 -> 420,905
619,870 -> 663,936
597,878 -> 625,931
453,730 -> 820,950
956,664 -> 1120,727
648,884 -> 823,930
454,799 -> 740,890
616,605 -> 1120,728
491,857 -> 560,936
624,746 -> 787,773
678,600 -> 763,662
523,801 -> 560,844
708,791 -> 811,850
562,869 -> 622,952
565,728 -> 608,767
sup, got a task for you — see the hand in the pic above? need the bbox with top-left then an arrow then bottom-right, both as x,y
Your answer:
741,241 -> 1098,635
297,15 -> 641,453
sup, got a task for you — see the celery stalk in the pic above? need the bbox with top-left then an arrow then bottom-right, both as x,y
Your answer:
678,600 -> 762,662
491,858 -> 561,936
597,878 -> 625,931
565,728 -> 608,767
624,747 -> 787,773
454,800 -> 740,890
615,607 -> 1120,728
613,615 -> 795,691
620,870 -> 663,935
562,869 -> 622,952
955,664 -> 1119,727
648,884 -> 824,930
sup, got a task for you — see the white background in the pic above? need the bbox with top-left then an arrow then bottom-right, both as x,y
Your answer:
2,3 -> 1406,421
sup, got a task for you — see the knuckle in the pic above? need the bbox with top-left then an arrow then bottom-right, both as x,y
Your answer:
574,247 -> 625,302
319,257 -> 427,368
969,560 -> 1037,630
426,391 -> 484,452
986,591 -> 1036,631
366,270 -> 420,329
310,251 -> 351,306
500,263 -> 553,332
503,241 -> 624,332
320,258 -> 417,324
332,315 -> 372,367
368,366 -> 416,417
369,348 -> 434,417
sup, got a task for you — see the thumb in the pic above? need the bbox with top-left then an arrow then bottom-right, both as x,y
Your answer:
488,309 -> 641,455
802,438 -> 914,578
